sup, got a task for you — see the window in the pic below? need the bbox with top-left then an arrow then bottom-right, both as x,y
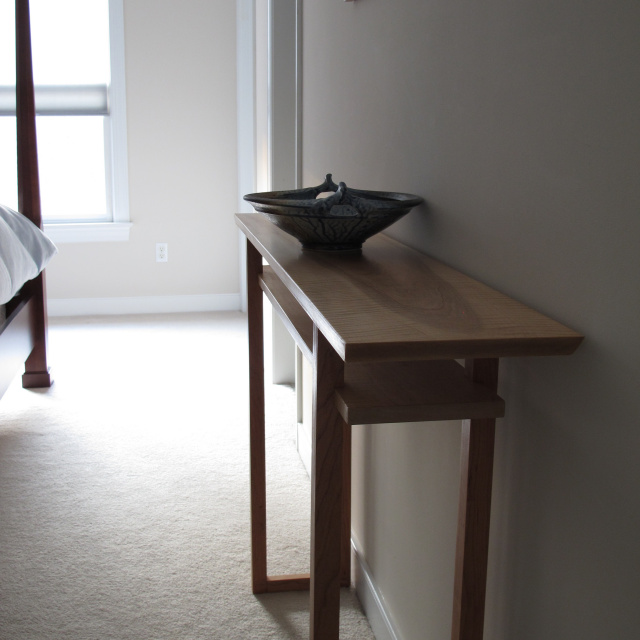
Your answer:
0,0 -> 130,242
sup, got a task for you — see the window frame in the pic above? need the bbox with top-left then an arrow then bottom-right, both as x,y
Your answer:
0,0 -> 130,242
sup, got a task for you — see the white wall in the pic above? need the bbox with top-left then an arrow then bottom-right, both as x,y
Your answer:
46,0 -> 239,307
302,1 -> 640,639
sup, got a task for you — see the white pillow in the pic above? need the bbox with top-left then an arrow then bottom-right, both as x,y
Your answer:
0,203 -> 57,305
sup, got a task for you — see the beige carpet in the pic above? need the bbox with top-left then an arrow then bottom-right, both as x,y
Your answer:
0,312 -> 375,639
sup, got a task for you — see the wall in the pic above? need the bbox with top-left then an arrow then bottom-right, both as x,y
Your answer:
45,0 -> 239,308
301,1 -> 640,639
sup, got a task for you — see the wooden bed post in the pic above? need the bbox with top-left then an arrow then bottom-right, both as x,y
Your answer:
16,0 -> 52,389
16,0 -> 40,226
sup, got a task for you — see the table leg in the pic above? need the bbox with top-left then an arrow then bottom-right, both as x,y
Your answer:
451,358 -> 499,640
341,421 -> 352,587
310,327 -> 345,640
247,239 -> 267,594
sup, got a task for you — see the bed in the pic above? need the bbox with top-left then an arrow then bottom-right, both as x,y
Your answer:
0,0 -> 56,400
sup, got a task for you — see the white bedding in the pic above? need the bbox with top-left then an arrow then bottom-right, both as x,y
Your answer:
0,204 -> 57,305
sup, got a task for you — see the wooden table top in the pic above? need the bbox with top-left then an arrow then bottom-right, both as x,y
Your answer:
236,213 -> 583,363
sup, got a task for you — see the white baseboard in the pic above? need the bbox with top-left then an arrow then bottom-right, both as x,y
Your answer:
47,293 -> 241,317
352,535 -> 402,640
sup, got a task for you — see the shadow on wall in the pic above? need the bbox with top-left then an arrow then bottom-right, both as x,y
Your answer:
488,344 -> 640,638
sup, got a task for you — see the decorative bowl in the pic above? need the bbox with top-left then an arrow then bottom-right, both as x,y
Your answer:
243,174 -> 424,251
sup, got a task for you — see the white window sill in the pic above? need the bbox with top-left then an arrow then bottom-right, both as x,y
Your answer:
44,222 -> 132,243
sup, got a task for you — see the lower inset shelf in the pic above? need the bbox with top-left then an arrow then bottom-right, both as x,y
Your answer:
338,359 -> 504,425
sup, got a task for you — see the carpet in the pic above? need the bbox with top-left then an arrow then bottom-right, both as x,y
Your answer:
0,313 -> 374,639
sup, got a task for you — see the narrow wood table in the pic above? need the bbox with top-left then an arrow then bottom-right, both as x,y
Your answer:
236,213 -> 583,640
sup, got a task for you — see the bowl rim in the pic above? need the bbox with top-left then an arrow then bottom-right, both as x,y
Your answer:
243,173 -> 424,209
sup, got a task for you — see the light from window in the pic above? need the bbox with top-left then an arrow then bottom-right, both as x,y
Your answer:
30,0 -> 110,86
0,0 -> 112,223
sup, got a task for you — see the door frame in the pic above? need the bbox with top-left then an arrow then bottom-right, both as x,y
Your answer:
236,0 -> 301,312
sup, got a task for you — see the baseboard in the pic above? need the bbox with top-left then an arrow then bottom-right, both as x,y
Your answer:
47,293 -> 242,317
352,535 -> 402,640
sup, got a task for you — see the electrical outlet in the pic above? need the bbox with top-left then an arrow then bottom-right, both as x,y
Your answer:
156,243 -> 168,262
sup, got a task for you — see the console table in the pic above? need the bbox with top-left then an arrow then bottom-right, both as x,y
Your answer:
236,212 -> 583,640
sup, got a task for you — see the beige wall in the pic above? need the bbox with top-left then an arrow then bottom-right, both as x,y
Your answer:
302,1 -> 640,639
46,0 -> 239,302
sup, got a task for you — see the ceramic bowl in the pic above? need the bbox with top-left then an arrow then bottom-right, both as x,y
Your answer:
243,174 -> 424,251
